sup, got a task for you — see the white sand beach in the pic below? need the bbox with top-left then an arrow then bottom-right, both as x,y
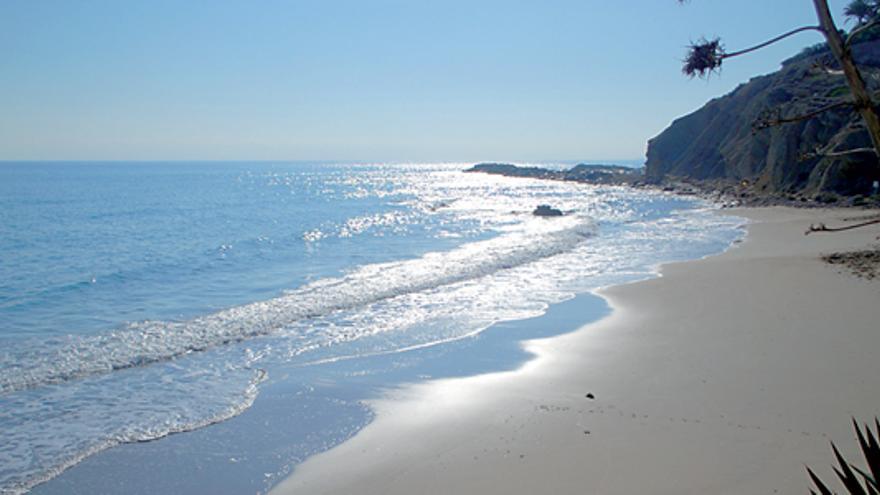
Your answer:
272,207 -> 880,495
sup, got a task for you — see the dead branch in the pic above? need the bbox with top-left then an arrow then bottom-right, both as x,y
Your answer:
846,18 -> 880,48
725,26 -> 825,58
805,217 -> 880,235
753,87 -> 880,135
753,98 -> 854,132
800,146 -> 877,161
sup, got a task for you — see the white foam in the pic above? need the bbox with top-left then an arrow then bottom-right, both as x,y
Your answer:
0,215 -> 596,396
0,367 -> 266,495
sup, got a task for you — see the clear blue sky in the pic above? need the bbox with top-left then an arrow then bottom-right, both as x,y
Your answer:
0,0 -> 852,162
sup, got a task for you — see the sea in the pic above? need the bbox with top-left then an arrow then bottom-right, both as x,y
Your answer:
0,162 -> 744,494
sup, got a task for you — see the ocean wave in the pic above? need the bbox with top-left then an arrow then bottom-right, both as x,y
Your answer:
0,368 -> 267,495
0,215 -> 595,396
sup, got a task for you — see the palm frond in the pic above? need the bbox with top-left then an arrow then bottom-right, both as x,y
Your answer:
683,37 -> 724,78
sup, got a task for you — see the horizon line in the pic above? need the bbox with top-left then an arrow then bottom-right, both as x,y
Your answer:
0,158 -> 646,164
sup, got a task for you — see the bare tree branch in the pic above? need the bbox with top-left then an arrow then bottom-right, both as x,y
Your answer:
753,98 -> 855,132
813,146 -> 876,157
806,217 -> 880,234
800,146 -> 877,161
725,26 -> 825,58
753,87 -> 880,135
846,18 -> 880,47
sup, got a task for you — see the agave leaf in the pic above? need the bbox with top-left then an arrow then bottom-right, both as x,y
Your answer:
862,419 -> 880,485
852,464 -> 880,492
835,466 -> 868,495
852,419 -> 880,491
854,421 -> 878,474
833,442 -> 869,495
809,466 -> 837,495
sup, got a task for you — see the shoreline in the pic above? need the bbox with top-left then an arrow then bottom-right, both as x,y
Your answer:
272,207 -> 880,495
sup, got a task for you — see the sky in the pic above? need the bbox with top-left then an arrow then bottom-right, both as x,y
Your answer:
0,0 -> 854,162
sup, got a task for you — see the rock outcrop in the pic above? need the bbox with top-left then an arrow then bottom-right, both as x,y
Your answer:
465,163 -> 642,185
533,205 -> 563,217
645,40 -> 880,196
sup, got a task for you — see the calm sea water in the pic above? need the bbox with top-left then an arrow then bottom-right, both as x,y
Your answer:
0,162 -> 743,494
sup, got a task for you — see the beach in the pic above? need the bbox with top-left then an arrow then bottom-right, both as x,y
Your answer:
272,207 -> 880,495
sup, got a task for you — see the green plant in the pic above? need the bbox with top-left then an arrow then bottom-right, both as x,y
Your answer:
844,0 -> 876,25
814,192 -> 840,203
827,86 -> 852,98
807,418 -> 880,494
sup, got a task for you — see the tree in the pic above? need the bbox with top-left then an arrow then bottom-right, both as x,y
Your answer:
844,0 -> 875,25
681,0 -> 880,162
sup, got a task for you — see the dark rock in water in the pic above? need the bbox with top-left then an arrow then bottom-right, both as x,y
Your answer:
585,393 -> 595,399
533,205 -> 563,217
464,162 -> 643,185
465,163 -> 557,179
645,40 -> 880,197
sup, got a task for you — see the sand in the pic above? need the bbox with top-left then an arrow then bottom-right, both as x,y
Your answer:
271,207 -> 880,495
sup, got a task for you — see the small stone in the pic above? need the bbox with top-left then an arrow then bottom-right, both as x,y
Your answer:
585,393 -> 595,399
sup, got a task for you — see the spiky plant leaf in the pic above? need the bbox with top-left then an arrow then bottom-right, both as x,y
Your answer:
833,442 -> 869,495
809,466 -> 837,495
852,465 -> 879,492
868,419 -> 880,482
853,419 -> 880,490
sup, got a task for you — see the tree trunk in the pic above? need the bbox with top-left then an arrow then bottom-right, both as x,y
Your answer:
813,0 -> 880,160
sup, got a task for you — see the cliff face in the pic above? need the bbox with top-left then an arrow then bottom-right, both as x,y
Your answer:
646,41 -> 880,196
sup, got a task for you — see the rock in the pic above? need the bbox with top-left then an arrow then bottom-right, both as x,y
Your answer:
563,164 -> 641,184
533,205 -> 563,217
464,163 -> 556,179
464,163 -> 643,185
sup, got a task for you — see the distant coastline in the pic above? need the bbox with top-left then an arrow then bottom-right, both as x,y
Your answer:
465,162 -> 880,209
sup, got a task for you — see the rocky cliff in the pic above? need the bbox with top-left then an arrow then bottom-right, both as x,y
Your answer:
645,40 -> 880,197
